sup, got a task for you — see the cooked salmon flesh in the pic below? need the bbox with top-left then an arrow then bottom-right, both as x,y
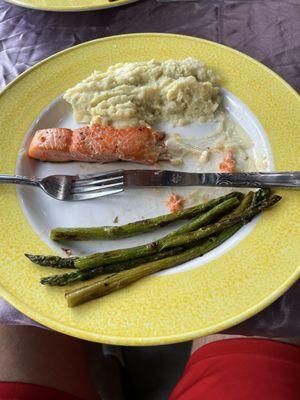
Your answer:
28,124 -> 169,165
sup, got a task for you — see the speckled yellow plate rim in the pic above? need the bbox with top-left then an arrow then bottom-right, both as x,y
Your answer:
0,33 -> 299,345
4,0 -> 137,12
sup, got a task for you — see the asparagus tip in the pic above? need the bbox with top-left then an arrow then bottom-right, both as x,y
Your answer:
25,253 -> 37,262
40,276 -> 64,286
270,194 -> 282,204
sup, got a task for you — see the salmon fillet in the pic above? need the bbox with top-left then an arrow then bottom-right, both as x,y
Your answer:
28,124 -> 168,165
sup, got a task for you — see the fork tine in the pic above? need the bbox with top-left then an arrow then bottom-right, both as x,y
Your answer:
70,187 -> 123,201
71,181 -> 124,194
72,175 -> 123,188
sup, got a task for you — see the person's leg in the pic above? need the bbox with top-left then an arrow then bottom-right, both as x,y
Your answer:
192,333 -> 300,353
0,325 -> 99,400
87,342 -> 124,400
170,335 -> 300,400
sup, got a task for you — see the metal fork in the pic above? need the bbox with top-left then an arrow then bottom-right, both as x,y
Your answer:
1,170 -> 299,201
0,171 -> 124,201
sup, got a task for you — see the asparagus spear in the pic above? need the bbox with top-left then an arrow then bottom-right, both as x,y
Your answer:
25,254 -> 77,268
74,196 -> 240,270
66,190 -> 278,307
251,188 -> 271,206
65,224 -> 243,307
38,190 -> 271,292
160,195 -> 281,250
75,195 -> 279,270
29,195 -> 240,269
220,191 -> 254,220
41,247 -> 185,287
164,195 -> 242,239
50,192 -> 242,241
231,191 -> 255,213
41,198 -> 239,286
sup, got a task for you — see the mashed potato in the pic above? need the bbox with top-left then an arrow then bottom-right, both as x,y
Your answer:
64,58 -> 220,128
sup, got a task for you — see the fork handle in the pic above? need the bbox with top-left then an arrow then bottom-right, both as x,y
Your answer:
0,174 -> 38,186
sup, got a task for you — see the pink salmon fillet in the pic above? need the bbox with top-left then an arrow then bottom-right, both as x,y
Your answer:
28,124 -> 168,165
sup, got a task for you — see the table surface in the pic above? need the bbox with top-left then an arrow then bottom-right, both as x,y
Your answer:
0,0 -> 299,337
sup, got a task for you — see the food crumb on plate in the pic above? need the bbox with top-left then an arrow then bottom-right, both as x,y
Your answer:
198,149 -> 210,164
219,148 -> 236,172
167,194 -> 185,212
62,248 -> 72,256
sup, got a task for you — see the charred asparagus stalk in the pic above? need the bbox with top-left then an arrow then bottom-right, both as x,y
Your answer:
40,196 -> 239,285
25,254 -> 77,268
50,192 -> 242,241
160,195 -> 280,250
74,196 -> 240,270
46,192 -> 276,287
74,195 -> 279,270
40,247 -> 185,286
65,224 -> 244,307
164,194 -> 242,239
220,191 -> 254,220
65,191 -> 279,307
29,195 -> 240,269
251,188 -> 271,206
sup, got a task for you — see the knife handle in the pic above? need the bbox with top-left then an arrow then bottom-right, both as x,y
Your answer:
203,172 -> 300,188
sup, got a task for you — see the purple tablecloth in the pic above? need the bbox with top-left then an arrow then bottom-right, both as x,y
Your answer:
0,0 -> 299,337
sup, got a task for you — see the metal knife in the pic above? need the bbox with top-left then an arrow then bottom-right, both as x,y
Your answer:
122,170 -> 300,188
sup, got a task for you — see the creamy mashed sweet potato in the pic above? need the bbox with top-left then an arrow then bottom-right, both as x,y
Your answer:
64,58 -> 220,128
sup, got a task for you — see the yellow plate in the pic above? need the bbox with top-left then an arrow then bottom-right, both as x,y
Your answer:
4,0 -> 137,12
0,33 -> 299,345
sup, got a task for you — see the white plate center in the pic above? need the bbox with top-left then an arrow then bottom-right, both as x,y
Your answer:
16,89 -> 273,275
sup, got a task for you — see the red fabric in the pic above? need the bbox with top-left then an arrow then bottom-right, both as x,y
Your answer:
0,382 -> 82,400
169,338 -> 300,400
